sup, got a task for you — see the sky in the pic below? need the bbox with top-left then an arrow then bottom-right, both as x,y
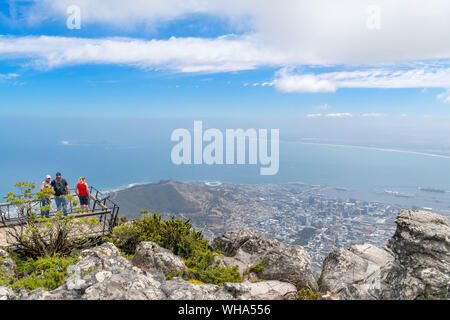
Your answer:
0,0 -> 450,119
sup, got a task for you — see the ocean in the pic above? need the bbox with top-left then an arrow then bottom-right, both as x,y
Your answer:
1,116 -> 450,210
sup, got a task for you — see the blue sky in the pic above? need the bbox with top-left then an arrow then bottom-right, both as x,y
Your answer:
1,0 -> 450,118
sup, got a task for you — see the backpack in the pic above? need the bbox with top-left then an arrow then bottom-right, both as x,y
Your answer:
53,178 -> 67,196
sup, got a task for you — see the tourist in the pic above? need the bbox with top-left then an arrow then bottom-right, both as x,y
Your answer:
76,177 -> 90,213
40,174 -> 52,217
51,172 -> 69,215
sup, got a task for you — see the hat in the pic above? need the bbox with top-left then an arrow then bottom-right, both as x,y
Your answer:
46,175 -> 51,179
56,172 -> 61,176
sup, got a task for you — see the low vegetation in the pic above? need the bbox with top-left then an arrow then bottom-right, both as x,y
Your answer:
244,258 -> 268,276
109,211 -> 241,286
0,251 -> 79,292
296,288 -> 322,300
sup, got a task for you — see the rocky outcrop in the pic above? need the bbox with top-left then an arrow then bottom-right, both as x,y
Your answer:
132,242 -> 187,275
212,228 -> 317,291
319,210 -> 450,300
224,281 -> 297,300
19,242 -> 167,300
212,228 -> 281,257
256,245 -> 318,291
0,286 -> 16,300
0,248 -> 15,279
4,210 -> 448,300
13,242 -> 298,300
318,244 -> 394,299
161,277 -> 234,300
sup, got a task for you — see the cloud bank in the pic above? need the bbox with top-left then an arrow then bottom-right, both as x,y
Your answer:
21,0 -> 450,65
2,0 -> 450,95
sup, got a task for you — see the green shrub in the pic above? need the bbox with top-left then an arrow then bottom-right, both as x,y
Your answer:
0,271 -> 14,286
9,251 -> 78,292
165,271 -> 182,280
109,211 -> 241,286
183,247 -> 241,286
108,211 -> 206,257
296,288 -> 321,300
244,258 -> 268,276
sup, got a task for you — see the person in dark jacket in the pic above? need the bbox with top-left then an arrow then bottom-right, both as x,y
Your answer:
51,172 -> 69,215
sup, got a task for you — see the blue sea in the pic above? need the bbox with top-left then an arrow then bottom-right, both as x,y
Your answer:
1,116 -> 450,211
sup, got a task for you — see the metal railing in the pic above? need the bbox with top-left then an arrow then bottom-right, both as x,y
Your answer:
0,186 -> 120,236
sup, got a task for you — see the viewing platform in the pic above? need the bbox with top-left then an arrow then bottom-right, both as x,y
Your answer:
0,186 -> 120,248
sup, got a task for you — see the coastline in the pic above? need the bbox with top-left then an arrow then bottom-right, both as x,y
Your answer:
299,142 -> 450,159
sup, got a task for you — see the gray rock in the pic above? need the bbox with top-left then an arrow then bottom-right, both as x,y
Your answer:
0,248 -> 15,279
20,242 -> 167,300
132,241 -> 187,275
212,228 -> 317,291
0,286 -> 16,300
384,210 -> 450,300
81,269 -> 167,300
161,277 -> 234,300
318,245 -> 392,299
319,210 -> 450,300
257,245 -> 318,291
19,288 -> 55,300
221,249 -> 258,276
224,280 -> 297,300
67,242 -> 132,277
212,228 -> 281,256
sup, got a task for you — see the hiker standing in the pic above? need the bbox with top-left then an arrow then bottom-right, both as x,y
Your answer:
51,172 -> 70,215
40,174 -> 52,217
76,177 -> 90,213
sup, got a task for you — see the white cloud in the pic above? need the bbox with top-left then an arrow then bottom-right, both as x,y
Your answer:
437,90 -> 450,103
271,67 -> 450,93
272,69 -> 336,93
2,1 -> 450,94
361,113 -> 384,117
0,73 -> 20,80
306,114 -> 322,118
326,113 -> 353,118
0,34 -> 291,73
1,34 -> 450,94
23,0 -> 450,65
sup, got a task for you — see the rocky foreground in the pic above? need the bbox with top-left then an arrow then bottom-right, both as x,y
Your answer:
0,210 -> 449,300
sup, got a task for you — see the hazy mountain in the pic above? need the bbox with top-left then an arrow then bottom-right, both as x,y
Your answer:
109,180 -> 231,230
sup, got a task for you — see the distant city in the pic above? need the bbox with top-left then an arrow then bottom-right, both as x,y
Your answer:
165,181 -> 450,274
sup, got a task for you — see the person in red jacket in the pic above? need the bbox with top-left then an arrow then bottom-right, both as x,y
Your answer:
75,177 -> 90,213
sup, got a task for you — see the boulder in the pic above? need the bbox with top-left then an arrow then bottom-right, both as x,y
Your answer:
224,280 -> 297,300
67,241 -> 133,276
0,286 -> 16,300
160,277 -> 234,300
132,241 -> 187,275
318,245 -> 393,299
212,228 -> 281,256
319,210 -> 450,300
256,245 -> 318,291
384,210 -> 450,299
0,248 -> 15,279
212,228 -> 317,291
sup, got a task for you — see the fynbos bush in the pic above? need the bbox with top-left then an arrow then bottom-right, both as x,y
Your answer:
109,211 -> 241,285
